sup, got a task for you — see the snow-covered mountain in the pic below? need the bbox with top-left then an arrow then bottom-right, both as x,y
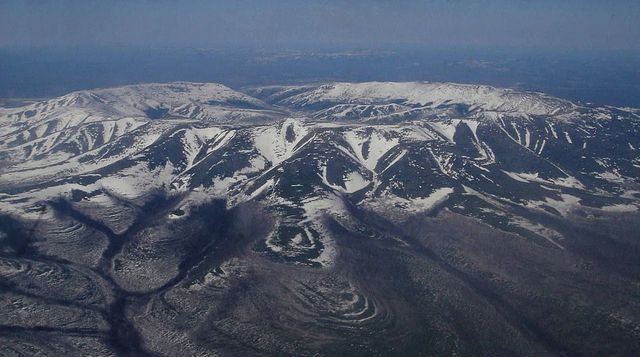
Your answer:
248,81 -> 578,117
1,82 -> 639,355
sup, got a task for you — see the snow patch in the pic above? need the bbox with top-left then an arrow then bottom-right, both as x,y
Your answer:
343,129 -> 399,171
601,204 -> 638,213
428,121 -> 458,143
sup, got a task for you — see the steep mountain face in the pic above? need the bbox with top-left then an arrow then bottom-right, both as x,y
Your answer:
1,82 -> 639,356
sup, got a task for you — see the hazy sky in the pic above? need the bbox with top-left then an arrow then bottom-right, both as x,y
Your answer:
1,0 -> 639,51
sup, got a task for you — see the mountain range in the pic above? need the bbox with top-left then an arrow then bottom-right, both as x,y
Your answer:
1,81 -> 639,356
